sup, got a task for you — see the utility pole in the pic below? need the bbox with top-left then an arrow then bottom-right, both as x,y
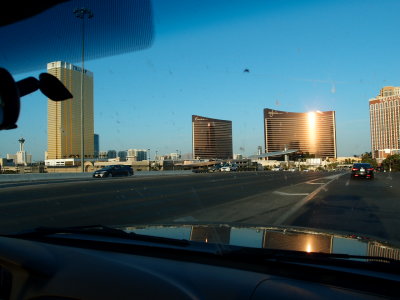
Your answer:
74,7 -> 93,172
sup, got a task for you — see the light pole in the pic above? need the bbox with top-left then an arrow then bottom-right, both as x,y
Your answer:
74,7 -> 93,172
147,149 -> 150,171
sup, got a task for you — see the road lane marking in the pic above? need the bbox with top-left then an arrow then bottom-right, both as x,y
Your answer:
273,173 -> 346,225
273,191 -> 309,196
321,174 -> 343,180
306,182 -> 325,185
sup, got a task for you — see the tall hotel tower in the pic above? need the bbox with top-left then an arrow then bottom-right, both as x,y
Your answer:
264,109 -> 336,158
192,115 -> 233,159
369,86 -> 400,160
47,61 -> 94,159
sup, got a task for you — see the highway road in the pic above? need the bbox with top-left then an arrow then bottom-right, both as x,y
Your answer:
0,171 -> 399,245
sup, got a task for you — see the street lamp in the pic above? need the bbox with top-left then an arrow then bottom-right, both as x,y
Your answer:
74,7 -> 93,173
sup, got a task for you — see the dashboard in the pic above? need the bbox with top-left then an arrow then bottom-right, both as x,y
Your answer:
0,235 -> 393,299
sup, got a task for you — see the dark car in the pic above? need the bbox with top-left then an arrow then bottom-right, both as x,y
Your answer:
208,164 -> 223,172
93,165 -> 134,178
351,163 -> 374,179
192,168 -> 207,173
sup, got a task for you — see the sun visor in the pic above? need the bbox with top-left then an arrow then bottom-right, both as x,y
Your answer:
0,0 -> 154,74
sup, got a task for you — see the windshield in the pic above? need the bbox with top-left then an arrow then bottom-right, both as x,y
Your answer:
1,0 -> 400,260
353,163 -> 371,168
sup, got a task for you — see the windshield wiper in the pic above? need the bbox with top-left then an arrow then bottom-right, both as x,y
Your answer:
4,225 -> 191,247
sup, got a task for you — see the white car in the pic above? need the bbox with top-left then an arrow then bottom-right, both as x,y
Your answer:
220,164 -> 238,172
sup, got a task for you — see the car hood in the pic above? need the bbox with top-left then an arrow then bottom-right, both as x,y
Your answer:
117,223 -> 400,260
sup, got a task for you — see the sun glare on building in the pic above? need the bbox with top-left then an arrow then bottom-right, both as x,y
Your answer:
308,111 -> 316,126
308,111 -> 316,154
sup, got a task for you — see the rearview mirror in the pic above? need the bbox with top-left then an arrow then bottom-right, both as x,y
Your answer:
0,67 -> 73,130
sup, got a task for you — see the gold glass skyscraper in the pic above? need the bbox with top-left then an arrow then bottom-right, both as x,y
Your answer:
192,115 -> 233,159
264,108 -> 336,158
47,61 -> 94,159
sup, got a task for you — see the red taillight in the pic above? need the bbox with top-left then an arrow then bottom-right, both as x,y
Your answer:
368,168 -> 374,171
352,168 -> 358,171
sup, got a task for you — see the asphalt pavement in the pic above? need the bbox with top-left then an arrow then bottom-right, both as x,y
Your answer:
0,170 -> 399,245
288,171 -> 400,244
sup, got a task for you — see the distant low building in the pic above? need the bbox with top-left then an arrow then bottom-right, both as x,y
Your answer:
127,149 -> 147,161
107,150 -> 117,159
99,151 -> 108,159
335,157 -> 362,163
170,153 -> 181,160
0,158 -> 15,168
233,154 -> 243,160
108,158 -> 121,162
306,158 -> 322,166
45,158 -> 77,166
257,146 -> 262,155
118,150 -> 127,161
230,158 -> 252,169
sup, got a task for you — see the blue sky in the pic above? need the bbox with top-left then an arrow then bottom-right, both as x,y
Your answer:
2,0 -> 400,160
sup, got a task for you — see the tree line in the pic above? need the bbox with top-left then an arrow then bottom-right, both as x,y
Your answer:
361,152 -> 400,171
